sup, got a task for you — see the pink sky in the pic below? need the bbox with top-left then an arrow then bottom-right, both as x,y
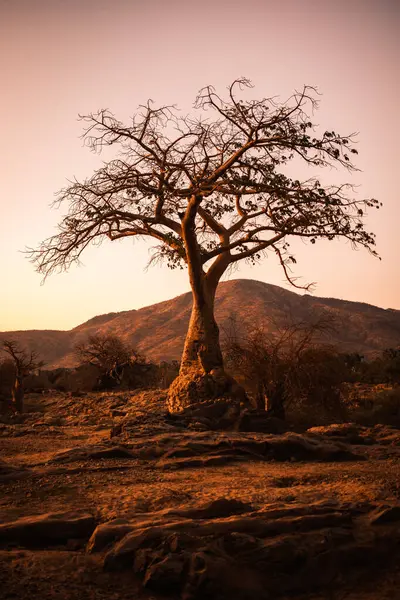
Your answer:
0,0 -> 399,331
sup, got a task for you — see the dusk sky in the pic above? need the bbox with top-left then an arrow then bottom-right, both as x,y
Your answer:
1,0 -> 399,331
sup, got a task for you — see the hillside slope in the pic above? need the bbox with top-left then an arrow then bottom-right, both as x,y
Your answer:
1,279 -> 399,368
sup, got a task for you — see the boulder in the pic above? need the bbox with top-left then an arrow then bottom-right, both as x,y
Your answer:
0,459 -> 32,482
369,505 -> 400,524
87,519 -> 137,553
49,444 -> 135,463
143,553 -> 186,593
0,512 -> 96,547
154,431 -> 363,469
307,423 -> 374,445
100,498 -> 400,599
169,498 -> 254,520
267,433 -> 363,462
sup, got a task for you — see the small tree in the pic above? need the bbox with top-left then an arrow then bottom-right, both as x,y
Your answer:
2,341 -> 43,412
74,334 -> 140,371
74,334 -> 143,388
29,79 -> 380,415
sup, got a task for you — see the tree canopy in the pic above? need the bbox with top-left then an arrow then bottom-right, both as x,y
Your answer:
74,334 -> 141,372
2,341 -> 42,377
30,79 -> 380,290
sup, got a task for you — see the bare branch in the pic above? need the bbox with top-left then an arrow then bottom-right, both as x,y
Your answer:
2,341 -> 43,375
28,78 -> 380,291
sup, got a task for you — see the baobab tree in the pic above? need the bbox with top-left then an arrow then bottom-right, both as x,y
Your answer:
29,79 -> 380,416
2,341 -> 43,412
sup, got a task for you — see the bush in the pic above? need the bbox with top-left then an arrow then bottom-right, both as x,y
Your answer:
285,346 -> 348,427
342,348 -> 400,385
347,385 -> 400,427
223,315 -> 348,424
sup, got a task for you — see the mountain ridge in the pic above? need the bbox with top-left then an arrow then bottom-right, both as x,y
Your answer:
1,279 -> 399,368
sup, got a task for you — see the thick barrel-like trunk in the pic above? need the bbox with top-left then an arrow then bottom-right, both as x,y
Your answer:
180,283 -> 222,376
167,279 -> 248,418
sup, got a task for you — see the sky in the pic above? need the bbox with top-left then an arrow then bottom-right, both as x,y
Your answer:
0,0 -> 399,331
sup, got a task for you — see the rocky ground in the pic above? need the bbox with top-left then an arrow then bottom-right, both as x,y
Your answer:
1,390 -> 400,599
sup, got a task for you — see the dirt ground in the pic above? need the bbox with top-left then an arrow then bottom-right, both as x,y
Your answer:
1,391 -> 400,600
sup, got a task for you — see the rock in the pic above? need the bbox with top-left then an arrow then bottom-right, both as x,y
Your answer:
111,410 -> 127,418
102,501 -> 349,562
157,454 -> 233,469
104,527 -> 167,571
220,531 -> 260,555
369,505 -> 400,524
372,425 -> 400,446
143,554 -> 186,593
307,423 -> 400,447
89,500 -> 253,554
0,459 -> 32,482
154,431 -> 363,469
0,512 -> 96,547
186,419 -> 212,431
101,497 -> 400,599
307,423 -> 374,445
268,433 -> 364,462
169,498 -> 254,520
0,424 -> 63,437
133,547 -> 156,575
308,423 -> 364,437
49,444 -> 135,463
239,411 -> 289,434
87,519 -> 137,553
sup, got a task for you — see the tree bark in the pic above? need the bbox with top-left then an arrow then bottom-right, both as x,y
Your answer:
166,278 -> 242,415
12,375 -> 24,413
167,274 -> 249,420
254,381 -> 266,411
266,380 -> 286,420
180,279 -> 222,375
166,195 -> 249,421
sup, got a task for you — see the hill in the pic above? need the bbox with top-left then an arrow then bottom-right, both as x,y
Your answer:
1,279 -> 400,368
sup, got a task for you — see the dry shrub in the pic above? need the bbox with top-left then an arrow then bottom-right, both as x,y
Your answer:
223,314 -> 348,425
347,385 -> 400,427
286,346 -> 348,427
